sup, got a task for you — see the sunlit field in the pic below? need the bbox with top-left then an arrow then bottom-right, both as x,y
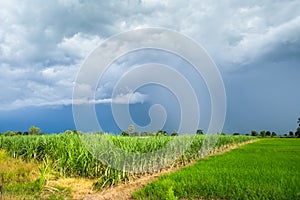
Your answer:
133,138 -> 300,200
0,132 -> 254,199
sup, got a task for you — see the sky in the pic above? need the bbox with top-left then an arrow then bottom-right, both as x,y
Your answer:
0,0 -> 299,134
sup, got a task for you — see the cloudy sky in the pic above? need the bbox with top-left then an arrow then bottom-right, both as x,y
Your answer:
0,0 -> 299,134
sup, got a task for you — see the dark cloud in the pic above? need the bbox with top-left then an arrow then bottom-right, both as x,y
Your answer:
0,0 -> 299,133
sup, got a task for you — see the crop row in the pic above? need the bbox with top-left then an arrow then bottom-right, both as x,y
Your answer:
0,133 -> 255,188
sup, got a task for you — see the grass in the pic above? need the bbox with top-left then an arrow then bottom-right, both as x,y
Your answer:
0,133 -> 254,180
133,138 -> 300,200
0,150 -> 72,200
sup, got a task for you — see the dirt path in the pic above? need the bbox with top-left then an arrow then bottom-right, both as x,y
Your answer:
77,140 -> 257,200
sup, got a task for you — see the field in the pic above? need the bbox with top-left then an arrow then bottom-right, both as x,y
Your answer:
0,133 -> 254,199
133,138 -> 300,200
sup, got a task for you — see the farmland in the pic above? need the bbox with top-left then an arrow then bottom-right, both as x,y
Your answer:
0,133 -> 255,199
133,138 -> 300,200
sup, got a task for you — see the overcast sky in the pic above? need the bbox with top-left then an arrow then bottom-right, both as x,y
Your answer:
0,0 -> 299,134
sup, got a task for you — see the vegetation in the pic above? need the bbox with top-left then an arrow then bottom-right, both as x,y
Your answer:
171,130 -> 178,136
29,126 -> 41,135
196,129 -> 204,135
296,117 -> 300,137
133,138 -> 300,200
251,130 -> 258,136
0,150 -> 71,199
260,130 -> 266,137
271,131 -> 277,137
1,117 -> 299,198
0,133 -> 254,191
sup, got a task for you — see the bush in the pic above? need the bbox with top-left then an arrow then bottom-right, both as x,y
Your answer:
196,130 -> 204,135
251,131 -> 258,136
121,131 -> 129,136
29,126 -> 41,135
260,130 -> 266,137
295,127 -> 300,138
233,133 -> 240,136
171,130 -> 178,136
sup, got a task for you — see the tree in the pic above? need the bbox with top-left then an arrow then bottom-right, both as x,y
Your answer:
29,126 -> 40,135
157,129 -> 163,136
121,131 -> 129,136
266,131 -> 271,137
196,129 -> 204,135
260,130 -> 266,137
64,130 -> 73,134
251,130 -> 258,136
171,130 -> 178,136
4,131 -> 17,136
233,132 -> 240,136
128,124 -> 135,135
289,131 -> 294,137
16,131 -> 22,135
271,132 -> 277,137
163,130 -> 168,136
295,118 -> 300,138
296,127 -> 300,137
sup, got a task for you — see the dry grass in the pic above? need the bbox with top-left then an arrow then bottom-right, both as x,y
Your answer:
47,178 -> 97,199
0,150 -> 40,184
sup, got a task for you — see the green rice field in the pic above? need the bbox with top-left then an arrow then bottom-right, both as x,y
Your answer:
133,138 -> 300,200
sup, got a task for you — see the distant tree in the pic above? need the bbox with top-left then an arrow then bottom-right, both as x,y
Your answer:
271,132 -> 277,137
4,131 -> 16,136
155,130 -> 168,136
132,132 -> 140,136
196,129 -> 204,135
296,128 -> 300,138
64,130 -> 73,134
121,131 -> 129,136
260,130 -> 266,137
171,130 -> 178,136
251,130 -> 259,136
23,131 -> 29,135
157,129 -> 163,136
140,132 -> 148,137
128,124 -> 135,135
233,132 -> 240,136
289,131 -> 294,137
163,130 -> 168,136
149,132 -> 157,136
245,133 -> 250,136
16,131 -> 22,135
29,126 -> 41,135
296,118 -> 300,138
266,131 -> 271,137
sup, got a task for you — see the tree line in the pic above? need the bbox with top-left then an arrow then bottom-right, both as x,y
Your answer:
1,117 -> 300,137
